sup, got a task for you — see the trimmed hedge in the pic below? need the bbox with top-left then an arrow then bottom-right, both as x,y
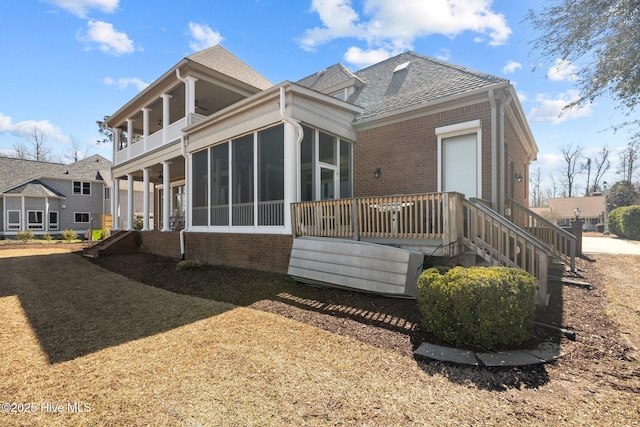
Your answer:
417,266 -> 536,351
608,205 -> 640,239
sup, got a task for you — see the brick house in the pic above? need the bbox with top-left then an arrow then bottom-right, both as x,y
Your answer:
101,45 -> 572,305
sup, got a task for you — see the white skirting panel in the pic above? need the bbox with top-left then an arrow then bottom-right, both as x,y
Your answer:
288,236 -> 424,299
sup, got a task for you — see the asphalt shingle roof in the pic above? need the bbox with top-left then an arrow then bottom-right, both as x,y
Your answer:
4,180 -> 66,198
187,45 -> 273,91
0,154 -> 111,194
297,51 -> 507,121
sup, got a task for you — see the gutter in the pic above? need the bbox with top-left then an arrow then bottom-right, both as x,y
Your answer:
489,89 -> 498,212
499,92 -> 513,212
279,86 -> 303,144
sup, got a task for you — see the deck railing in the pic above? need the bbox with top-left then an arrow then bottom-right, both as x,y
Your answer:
292,192 -> 464,256
508,198 -> 576,272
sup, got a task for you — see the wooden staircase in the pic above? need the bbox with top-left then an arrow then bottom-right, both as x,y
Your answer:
83,230 -> 140,258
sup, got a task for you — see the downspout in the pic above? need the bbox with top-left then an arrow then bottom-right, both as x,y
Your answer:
279,86 -> 304,224
489,89 -> 498,212
499,92 -> 513,214
179,133 -> 188,260
279,86 -> 303,144
176,68 -> 189,260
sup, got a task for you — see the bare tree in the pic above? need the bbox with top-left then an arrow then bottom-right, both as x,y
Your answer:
530,167 -> 544,207
559,144 -> 585,197
64,134 -> 86,163
583,157 -> 591,196
11,127 -> 53,162
618,140 -> 639,182
591,145 -> 610,193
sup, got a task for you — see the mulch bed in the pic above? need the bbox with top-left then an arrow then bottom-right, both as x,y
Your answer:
86,251 -> 609,361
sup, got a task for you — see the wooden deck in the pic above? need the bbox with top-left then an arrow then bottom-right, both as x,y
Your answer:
291,192 -> 576,306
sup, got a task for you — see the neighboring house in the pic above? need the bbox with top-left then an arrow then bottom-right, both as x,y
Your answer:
103,45 -> 571,305
0,154 -> 151,237
531,196 -> 606,231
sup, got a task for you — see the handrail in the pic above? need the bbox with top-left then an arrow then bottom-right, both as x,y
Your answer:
464,198 -> 551,306
508,198 -> 576,272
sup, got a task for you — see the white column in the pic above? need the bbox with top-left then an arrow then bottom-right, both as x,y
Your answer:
126,119 -> 134,161
142,108 -> 150,151
162,161 -> 171,231
185,76 -> 198,117
283,121 -> 298,233
161,94 -> 172,144
142,168 -> 150,231
113,128 -> 120,164
127,174 -> 134,231
112,178 -> 120,230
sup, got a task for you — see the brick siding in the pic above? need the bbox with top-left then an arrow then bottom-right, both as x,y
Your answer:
139,231 -> 293,274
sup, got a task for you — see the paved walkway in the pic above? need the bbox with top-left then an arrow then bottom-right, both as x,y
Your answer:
582,236 -> 640,255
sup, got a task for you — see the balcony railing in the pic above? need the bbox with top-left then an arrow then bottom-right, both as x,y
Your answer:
114,113 -> 207,166
191,200 -> 285,227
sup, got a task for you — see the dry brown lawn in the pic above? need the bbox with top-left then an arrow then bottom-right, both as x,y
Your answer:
0,246 -> 639,426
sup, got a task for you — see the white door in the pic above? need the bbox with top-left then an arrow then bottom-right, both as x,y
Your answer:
442,134 -> 478,198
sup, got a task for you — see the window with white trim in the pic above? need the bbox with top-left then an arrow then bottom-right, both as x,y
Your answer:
49,211 -> 59,230
74,212 -> 90,223
7,210 -> 20,230
73,181 -> 91,195
104,187 -> 111,200
27,210 -> 44,230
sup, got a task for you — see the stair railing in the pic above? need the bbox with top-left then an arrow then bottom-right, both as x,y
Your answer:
507,198 -> 576,272
463,198 -> 552,306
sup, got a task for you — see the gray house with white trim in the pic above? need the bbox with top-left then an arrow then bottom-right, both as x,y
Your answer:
0,155 -> 129,237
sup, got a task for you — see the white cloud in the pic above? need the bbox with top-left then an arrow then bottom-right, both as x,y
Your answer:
547,58 -> 577,82
344,47 -> 392,68
502,60 -> 522,74
435,48 -> 451,62
0,112 -> 70,144
528,90 -> 594,124
78,20 -> 135,55
300,0 -> 512,64
44,0 -> 119,18
188,22 -> 224,51
103,77 -> 149,91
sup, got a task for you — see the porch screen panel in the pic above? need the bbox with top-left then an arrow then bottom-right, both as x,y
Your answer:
210,143 -> 229,225
258,125 -> 284,225
300,125 -> 314,202
339,140 -> 352,199
319,131 -> 336,165
232,134 -> 254,226
192,149 -> 208,226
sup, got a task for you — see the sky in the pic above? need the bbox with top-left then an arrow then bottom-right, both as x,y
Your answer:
0,0 -> 635,198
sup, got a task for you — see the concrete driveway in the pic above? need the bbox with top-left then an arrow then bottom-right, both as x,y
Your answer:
582,236 -> 640,255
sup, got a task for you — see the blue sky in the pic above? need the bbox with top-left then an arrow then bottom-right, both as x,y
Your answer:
0,0 -> 633,196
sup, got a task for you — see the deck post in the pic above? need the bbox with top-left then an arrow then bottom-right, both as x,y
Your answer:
352,198 -> 360,241
291,203 -> 298,238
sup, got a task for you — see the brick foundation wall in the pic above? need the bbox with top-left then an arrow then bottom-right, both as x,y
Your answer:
139,231 -> 293,274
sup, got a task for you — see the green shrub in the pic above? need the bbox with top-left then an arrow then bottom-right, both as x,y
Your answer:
608,208 -> 624,236
61,229 -> 78,243
17,230 -> 34,243
620,205 -> 640,240
417,266 -> 536,351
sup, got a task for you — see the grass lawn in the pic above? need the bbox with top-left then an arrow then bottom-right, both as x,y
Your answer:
1,248 -> 638,426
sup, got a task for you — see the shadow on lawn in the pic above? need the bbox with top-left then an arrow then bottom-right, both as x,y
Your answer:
89,252 -> 563,391
0,252 -> 232,364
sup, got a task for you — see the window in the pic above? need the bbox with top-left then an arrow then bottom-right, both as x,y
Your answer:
7,210 -> 20,230
49,211 -> 59,230
75,212 -> 90,223
73,181 -> 91,195
104,187 -> 111,200
27,211 -> 44,230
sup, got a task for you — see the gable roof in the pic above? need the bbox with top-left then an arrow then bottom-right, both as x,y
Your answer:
4,179 -> 66,198
0,154 -> 112,194
187,45 -> 273,91
297,51 -> 508,121
296,63 -> 364,94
